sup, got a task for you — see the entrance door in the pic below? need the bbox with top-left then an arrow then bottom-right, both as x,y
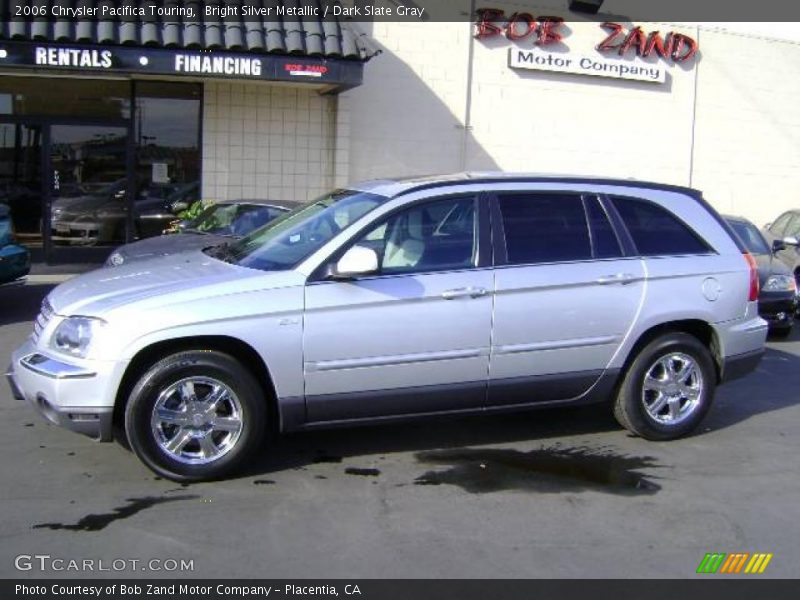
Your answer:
0,122 -> 43,252
49,124 -> 130,255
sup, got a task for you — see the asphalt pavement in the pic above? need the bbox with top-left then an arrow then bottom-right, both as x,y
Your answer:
1,274 -> 798,579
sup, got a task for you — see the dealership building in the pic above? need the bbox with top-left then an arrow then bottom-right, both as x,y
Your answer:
1,1 -> 798,263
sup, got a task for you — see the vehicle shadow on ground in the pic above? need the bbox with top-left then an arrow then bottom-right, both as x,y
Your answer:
0,282 -> 54,327
241,402 -> 625,478
705,340 -> 800,431
241,340 -> 800,478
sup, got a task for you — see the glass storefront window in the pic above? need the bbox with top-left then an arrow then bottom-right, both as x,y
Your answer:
134,81 -> 201,239
1,76 -> 203,260
0,76 -> 130,119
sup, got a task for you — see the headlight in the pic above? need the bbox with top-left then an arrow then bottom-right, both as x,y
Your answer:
106,252 -> 124,266
763,275 -> 796,292
51,317 -> 105,358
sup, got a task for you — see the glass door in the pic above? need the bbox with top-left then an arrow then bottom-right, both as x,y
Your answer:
0,122 -> 43,251
49,124 -> 130,250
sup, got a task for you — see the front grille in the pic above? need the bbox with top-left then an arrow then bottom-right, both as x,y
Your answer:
31,298 -> 54,344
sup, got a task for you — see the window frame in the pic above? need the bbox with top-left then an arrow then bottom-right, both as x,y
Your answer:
605,193 -> 716,258
308,192 -> 491,282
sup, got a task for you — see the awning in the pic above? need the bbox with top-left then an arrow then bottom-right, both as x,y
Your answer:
0,0 -> 380,91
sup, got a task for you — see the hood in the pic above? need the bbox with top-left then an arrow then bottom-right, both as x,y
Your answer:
48,250 -> 304,317
55,195 -> 120,218
112,232 -> 231,264
752,252 -> 791,286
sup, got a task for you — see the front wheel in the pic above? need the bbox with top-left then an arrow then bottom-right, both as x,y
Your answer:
125,350 -> 267,481
613,333 -> 716,441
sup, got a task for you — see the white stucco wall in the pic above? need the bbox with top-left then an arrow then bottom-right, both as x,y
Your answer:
341,17 -> 800,226
202,81 -> 337,204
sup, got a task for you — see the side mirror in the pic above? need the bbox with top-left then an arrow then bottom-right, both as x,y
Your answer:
172,201 -> 189,213
772,239 -> 786,253
783,236 -> 799,247
330,246 -> 379,280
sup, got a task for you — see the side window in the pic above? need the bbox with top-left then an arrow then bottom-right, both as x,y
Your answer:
769,212 -> 793,237
350,195 -> 477,275
586,197 -> 623,259
497,192 -> 591,264
611,196 -> 711,256
784,213 -> 800,238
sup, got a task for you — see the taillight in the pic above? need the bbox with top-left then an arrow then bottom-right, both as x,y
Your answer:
743,252 -> 759,302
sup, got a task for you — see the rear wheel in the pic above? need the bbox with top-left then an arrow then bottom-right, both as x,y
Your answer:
124,350 -> 267,481
614,333 -> 716,440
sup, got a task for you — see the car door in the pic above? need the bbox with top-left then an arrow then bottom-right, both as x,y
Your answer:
303,193 -> 493,422
487,190 -> 645,406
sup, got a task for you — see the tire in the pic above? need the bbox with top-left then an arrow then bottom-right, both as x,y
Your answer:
613,332 -> 716,441
124,350 -> 267,482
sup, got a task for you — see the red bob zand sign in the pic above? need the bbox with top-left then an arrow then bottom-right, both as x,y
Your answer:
474,9 -> 699,63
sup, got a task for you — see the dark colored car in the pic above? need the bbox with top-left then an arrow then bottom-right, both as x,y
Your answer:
726,215 -> 797,336
761,209 -> 800,291
0,204 -> 31,285
0,182 -> 41,235
105,199 -> 297,266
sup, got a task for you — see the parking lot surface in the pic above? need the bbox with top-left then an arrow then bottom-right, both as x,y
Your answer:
1,278 -> 798,578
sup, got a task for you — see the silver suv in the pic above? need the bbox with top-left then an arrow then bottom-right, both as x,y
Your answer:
6,174 -> 768,481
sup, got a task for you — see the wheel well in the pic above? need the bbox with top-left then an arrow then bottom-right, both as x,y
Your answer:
113,336 -> 278,431
623,320 -> 722,382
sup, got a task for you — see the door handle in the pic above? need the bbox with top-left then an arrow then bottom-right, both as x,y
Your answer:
441,287 -> 488,300
596,273 -> 637,285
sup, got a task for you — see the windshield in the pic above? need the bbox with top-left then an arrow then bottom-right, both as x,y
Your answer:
187,203 -> 283,236
728,219 -> 770,255
209,189 -> 386,271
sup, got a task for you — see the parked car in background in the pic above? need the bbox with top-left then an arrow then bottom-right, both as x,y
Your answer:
0,182 -> 41,235
7,174 -> 768,481
0,204 -> 31,285
761,209 -> 800,291
51,180 -> 198,245
105,199 -> 297,266
726,215 -> 797,337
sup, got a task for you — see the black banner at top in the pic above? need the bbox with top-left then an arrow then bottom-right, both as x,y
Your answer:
2,0 -> 800,23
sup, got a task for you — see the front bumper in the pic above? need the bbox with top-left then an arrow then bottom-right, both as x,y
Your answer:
7,344 -> 115,442
758,292 -> 797,328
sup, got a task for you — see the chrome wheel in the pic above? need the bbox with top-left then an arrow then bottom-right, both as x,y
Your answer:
642,352 -> 704,425
151,377 -> 244,465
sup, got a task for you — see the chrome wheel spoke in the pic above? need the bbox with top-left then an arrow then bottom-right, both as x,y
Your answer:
179,381 -> 196,403
210,415 -> 242,433
644,374 -> 668,393
156,407 -> 192,427
197,434 -> 220,459
164,428 -> 193,454
667,397 -> 682,420
200,385 -> 227,414
675,361 -> 695,384
648,392 -> 669,414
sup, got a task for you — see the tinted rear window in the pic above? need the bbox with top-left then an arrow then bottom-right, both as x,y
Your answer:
611,196 -> 710,256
